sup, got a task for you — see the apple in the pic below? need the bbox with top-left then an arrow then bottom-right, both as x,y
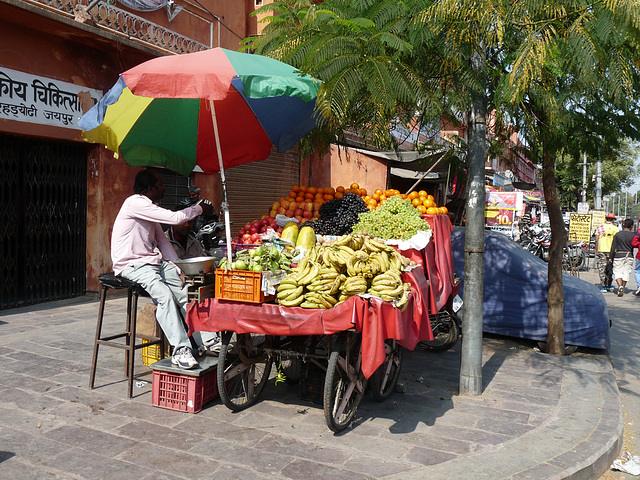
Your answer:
244,222 -> 252,231
294,208 -> 303,217
304,202 -> 313,211
285,209 -> 294,217
269,209 -> 277,217
252,220 -> 261,229
271,202 -> 280,210
313,202 -> 322,211
238,228 -> 246,236
281,200 -> 291,210
249,226 -> 259,235
243,239 -> 253,245
277,207 -> 286,215
277,226 -> 284,233
251,233 -> 261,242
303,210 -> 312,219
242,233 -> 252,242
260,218 -> 270,227
289,201 -> 298,210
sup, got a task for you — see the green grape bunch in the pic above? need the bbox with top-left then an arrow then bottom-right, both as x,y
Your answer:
351,196 -> 431,240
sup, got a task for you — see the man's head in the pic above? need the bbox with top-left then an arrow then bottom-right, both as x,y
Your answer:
188,185 -> 201,202
605,212 -> 616,222
172,219 -> 194,239
623,218 -> 633,230
134,169 -> 165,201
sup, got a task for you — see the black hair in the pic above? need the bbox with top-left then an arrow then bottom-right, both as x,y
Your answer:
623,218 -> 634,229
134,168 -> 158,194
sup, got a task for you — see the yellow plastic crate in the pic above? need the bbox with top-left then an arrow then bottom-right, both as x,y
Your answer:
141,339 -> 163,367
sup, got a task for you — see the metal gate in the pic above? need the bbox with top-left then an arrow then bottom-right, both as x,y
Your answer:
0,134 -> 87,310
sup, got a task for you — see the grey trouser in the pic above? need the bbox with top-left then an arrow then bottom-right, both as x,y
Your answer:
120,262 -> 191,350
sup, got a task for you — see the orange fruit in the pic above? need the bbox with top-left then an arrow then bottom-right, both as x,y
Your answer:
423,198 -> 435,208
367,198 -> 378,208
374,188 -> 383,196
344,188 -> 351,195
440,206 -> 448,215
408,191 -> 418,200
359,188 -> 367,196
379,194 -> 387,202
299,185 -> 308,192
323,194 -> 333,201
307,187 -> 317,195
325,187 -> 335,195
426,207 -> 438,215
292,186 -> 300,193
295,196 -> 305,203
336,186 -> 345,193
335,192 -> 344,199
289,191 -> 297,198
363,195 -> 371,202
304,192 -> 314,200
401,194 -> 408,199
350,182 -> 360,190
418,190 -> 428,198
317,187 -> 325,195
427,194 -> 435,202
373,192 -> 381,201
411,198 -> 422,207
385,189 -> 395,197
417,205 -> 427,214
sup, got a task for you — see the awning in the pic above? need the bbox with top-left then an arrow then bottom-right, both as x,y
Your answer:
349,146 -> 450,174
390,167 -> 442,180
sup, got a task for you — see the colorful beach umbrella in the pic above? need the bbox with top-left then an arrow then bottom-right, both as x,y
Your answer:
79,47 -> 323,263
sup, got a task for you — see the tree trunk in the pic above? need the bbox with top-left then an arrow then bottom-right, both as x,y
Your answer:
460,50 -> 486,395
541,148 -> 566,355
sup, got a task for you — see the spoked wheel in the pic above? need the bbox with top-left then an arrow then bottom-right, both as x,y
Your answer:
323,332 -> 368,433
217,331 -> 273,411
370,339 -> 403,402
419,311 -> 461,352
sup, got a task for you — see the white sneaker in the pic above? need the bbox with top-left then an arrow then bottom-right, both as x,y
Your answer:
635,288 -> 640,296
171,346 -> 198,369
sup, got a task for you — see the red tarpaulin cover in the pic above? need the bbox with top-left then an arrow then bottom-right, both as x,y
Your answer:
187,267 -> 433,378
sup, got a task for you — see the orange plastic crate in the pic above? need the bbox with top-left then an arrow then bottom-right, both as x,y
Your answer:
215,268 -> 272,303
151,368 -> 219,413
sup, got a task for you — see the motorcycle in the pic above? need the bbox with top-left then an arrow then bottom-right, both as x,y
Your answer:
195,220 -> 227,261
419,276 -> 463,352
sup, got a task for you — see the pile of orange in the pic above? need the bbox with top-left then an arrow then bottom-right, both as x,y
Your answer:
363,189 -> 448,215
268,183 -> 368,222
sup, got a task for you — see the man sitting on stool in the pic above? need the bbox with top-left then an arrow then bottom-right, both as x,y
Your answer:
112,168 -> 215,369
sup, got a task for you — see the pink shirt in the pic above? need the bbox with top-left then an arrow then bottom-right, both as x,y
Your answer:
111,194 -> 203,275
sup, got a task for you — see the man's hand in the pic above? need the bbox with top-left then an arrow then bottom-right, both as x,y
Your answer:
179,272 -> 186,289
200,199 -> 215,218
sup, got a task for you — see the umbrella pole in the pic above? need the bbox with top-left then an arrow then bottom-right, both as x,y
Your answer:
210,100 -> 234,266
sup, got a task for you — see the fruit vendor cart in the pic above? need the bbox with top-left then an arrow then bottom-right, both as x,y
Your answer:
185,215 -> 455,432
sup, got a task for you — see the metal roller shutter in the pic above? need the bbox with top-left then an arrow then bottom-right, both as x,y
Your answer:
224,150 -> 300,236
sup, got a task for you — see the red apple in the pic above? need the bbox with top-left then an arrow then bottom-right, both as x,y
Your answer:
252,220 -> 261,229
289,201 -> 298,210
238,228 -> 246,236
303,210 -> 312,219
249,226 -> 259,235
294,208 -> 303,217
260,218 -> 270,227
251,233 -> 261,242
269,209 -> 277,217
272,202 -> 280,210
243,239 -> 253,244
277,207 -> 286,215
242,233 -> 252,242
313,202 -> 322,211
281,200 -> 291,210
277,226 -> 284,233
244,223 -> 252,231
285,209 -> 294,217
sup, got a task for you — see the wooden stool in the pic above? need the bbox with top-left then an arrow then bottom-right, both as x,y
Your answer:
89,272 -> 166,398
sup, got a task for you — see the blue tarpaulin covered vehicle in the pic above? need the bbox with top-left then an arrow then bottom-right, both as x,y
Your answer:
451,228 -> 610,349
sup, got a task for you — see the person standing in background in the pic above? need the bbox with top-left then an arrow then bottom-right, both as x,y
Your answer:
631,219 -> 640,295
596,213 -> 619,292
609,218 -> 635,297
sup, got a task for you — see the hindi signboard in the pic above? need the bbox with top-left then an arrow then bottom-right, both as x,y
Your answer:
591,210 -> 606,229
0,67 -> 102,130
569,213 -> 592,242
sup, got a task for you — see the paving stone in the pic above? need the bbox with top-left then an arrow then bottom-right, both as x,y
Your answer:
188,439 -> 292,475
44,425 -> 139,457
117,443 -> 220,479
39,447 -> 153,479
279,458 -> 370,480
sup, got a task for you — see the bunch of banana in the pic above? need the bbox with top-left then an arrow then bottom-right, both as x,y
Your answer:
368,271 -> 404,300
395,283 -> 412,311
294,258 -> 320,285
340,276 -> 368,295
306,269 -> 343,295
330,233 -> 366,251
346,250 -> 383,277
276,277 -> 305,307
321,245 -> 356,271
362,236 -> 395,254
301,291 -> 338,309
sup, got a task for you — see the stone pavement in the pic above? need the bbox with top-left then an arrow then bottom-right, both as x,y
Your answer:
0,287 -> 622,480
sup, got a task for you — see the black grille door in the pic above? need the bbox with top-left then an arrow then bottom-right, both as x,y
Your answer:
0,134 -> 87,309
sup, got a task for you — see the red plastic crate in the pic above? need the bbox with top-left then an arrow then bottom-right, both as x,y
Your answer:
151,368 -> 219,413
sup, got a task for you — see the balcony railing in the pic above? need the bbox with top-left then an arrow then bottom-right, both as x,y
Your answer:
24,0 -> 210,54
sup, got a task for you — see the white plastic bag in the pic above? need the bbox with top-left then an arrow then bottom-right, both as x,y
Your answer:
611,452 -> 640,475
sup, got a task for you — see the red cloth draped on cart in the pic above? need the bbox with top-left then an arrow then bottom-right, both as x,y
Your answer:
398,215 -> 454,314
186,267 -> 434,378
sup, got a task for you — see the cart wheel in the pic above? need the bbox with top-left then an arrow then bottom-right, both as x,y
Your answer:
217,331 -> 273,411
370,340 -> 403,402
323,333 -> 368,433
419,311 -> 461,352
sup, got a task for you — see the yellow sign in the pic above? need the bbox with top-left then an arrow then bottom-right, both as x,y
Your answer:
591,210 -> 605,228
569,213 -> 592,242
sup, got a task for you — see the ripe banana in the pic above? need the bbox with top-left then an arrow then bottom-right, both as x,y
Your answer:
395,290 -> 409,311
297,261 -> 320,285
279,295 -> 305,307
300,301 -> 326,309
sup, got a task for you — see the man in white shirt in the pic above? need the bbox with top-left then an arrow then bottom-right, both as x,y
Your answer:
112,168 -> 214,369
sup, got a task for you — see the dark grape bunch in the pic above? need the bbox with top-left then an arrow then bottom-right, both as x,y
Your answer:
300,193 -> 368,236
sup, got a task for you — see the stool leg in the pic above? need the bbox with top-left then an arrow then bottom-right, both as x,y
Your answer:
89,285 -> 108,389
127,291 -> 140,399
124,287 -> 133,378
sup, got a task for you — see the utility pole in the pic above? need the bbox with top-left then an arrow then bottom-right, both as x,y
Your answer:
582,152 -> 587,202
595,159 -> 602,209
625,193 -> 628,217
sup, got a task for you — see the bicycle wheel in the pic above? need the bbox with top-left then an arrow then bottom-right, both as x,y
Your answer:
323,332 -> 368,433
419,311 -> 461,352
217,332 -> 273,411
370,339 -> 403,402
